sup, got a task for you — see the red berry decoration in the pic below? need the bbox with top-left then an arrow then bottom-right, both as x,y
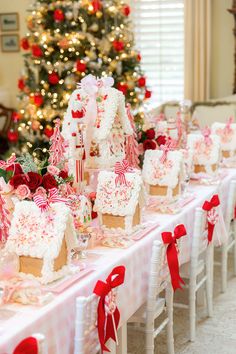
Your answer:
138,76 -> 146,87
117,82 -> 128,95
31,44 -> 43,58
122,5 -> 131,16
91,0 -> 102,13
33,93 -> 44,107
145,90 -> 152,99
53,9 -> 65,22
44,126 -> 54,138
7,129 -> 19,143
113,40 -> 124,52
11,112 -> 21,122
137,53 -> 141,61
18,78 -> 25,91
48,72 -> 59,85
21,37 -> 30,50
76,60 -> 87,72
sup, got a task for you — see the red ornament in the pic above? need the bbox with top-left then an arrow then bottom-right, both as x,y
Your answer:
117,82 -> 128,95
21,37 -> 30,50
11,112 -> 21,122
113,40 -> 124,52
76,60 -> 87,72
33,93 -> 44,107
48,72 -> 59,85
138,77 -> 146,87
145,90 -> 152,99
53,9 -> 65,22
31,44 -> 43,58
7,129 -> 19,143
91,0 -> 102,13
18,78 -> 25,91
122,5 -> 131,16
137,53 -> 141,61
44,126 -> 54,138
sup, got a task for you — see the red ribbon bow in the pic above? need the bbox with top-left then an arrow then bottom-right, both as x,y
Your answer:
93,265 -> 126,352
114,159 -> 131,186
162,224 -> 187,291
13,337 -> 38,354
0,155 -> 16,170
202,194 -> 220,243
33,187 -> 68,212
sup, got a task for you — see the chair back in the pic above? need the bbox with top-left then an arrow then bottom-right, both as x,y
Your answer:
225,180 -> 236,232
191,207 -> 208,265
0,104 -> 14,135
74,294 -> 100,354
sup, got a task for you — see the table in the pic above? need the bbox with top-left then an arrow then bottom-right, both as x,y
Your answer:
1,168 -> 236,354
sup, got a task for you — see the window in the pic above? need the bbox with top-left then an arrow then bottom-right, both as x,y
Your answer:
131,0 -> 184,106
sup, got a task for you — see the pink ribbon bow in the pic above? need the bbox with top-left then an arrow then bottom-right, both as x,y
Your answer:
159,139 -> 174,163
224,116 -> 234,134
115,159 -> 132,186
0,155 -> 16,170
33,188 -> 68,212
202,126 -> 212,146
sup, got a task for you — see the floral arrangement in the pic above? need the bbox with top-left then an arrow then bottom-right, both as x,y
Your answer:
138,127 -> 170,155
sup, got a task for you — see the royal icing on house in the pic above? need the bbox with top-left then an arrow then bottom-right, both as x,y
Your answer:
6,201 -> 77,284
142,149 -> 183,199
62,74 -> 133,171
211,118 -> 236,158
187,130 -> 221,175
94,161 -> 145,234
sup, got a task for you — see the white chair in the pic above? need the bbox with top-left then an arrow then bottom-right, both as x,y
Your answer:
13,333 -> 47,354
176,207 -> 214,342
128,240 -> 174,354
219,180 -> 236,292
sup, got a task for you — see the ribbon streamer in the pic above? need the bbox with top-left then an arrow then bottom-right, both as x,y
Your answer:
93,265 -> 125,352
33,187 -> 68,212
202,194 -> 220,243
115,159 -> 132,186
13,337 -> 38,354
162,224 -> 187,291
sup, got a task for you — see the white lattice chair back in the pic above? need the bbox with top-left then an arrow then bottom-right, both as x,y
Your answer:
148,240 -> 166,301
225,180 -> 236,232
74,294 -> 100,354
192,207 -> 208,258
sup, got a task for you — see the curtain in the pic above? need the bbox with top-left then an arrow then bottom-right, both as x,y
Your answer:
184,0 -> 211,101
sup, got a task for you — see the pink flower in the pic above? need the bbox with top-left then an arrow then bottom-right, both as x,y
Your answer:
34,186 -> 47,199
15,184 -> 31,200
47,165 -> 60,175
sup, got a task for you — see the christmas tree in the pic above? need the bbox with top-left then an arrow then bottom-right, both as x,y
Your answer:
13,0 -> 150,157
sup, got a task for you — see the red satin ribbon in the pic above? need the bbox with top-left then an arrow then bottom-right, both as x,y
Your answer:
13,337 -> 38,354
93,265 -> 125,352
162,224 -> 187,291
202,194 -> 220,243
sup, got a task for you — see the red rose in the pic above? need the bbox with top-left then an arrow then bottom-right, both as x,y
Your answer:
145,90 -> 152,99
76,60 -> 87,72
138,77 -> 146,87
146,128 -> 155,140
122,5 -> 130,16
33,93 -> 43,107
48,72 -> 59,85
44,126 -> 54,138
6,163 -> 23,175
9,174 -> 27,189
113,40 -> 124,52
143,139 -> 157,151
42,173 -> 58,190
53,9 -> 65,22
18,78 -> 25,91
59,170 -> 68,179
117,82 -> 128,95
21,37 -> 30,50
31,44 -> 43,57
156,135 -> 167,146
27,172 -> 43,191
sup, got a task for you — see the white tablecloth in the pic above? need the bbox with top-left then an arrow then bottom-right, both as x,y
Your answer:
1,168 -> 236,354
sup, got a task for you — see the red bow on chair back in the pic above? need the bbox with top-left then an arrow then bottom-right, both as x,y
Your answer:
93,265 -> 126,352
13,337 -> 38,354
202,194 -> 220,243
115,159 -> 132,186
162,224 -> 187,291
33,187 -> 68,212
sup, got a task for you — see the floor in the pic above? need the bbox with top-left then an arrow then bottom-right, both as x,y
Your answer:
128,253 -> 236,354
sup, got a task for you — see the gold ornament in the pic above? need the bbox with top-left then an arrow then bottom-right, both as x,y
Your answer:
96,11 -> 103,19
43,83 -> 49,90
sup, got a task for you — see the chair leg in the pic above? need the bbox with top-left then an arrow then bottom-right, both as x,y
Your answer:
117,323 -> 127,354
221,243 -> 228,293
145,328 -> 154,354
189,277 -> 197,342
205,244 -> 213,317
233,222 -> 236,276
165,284 -> 175,354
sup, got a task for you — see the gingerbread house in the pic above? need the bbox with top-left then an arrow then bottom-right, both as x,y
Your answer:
94,169 -> 144,234
142,149 -> 183,199
62,74 -> 133,172
6,201 -> 77,284
187,133 -> 221,175
211,121 -> 236,158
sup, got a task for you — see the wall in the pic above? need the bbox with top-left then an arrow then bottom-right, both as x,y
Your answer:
210,0 -> 234,99
0,0 -> 30,107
